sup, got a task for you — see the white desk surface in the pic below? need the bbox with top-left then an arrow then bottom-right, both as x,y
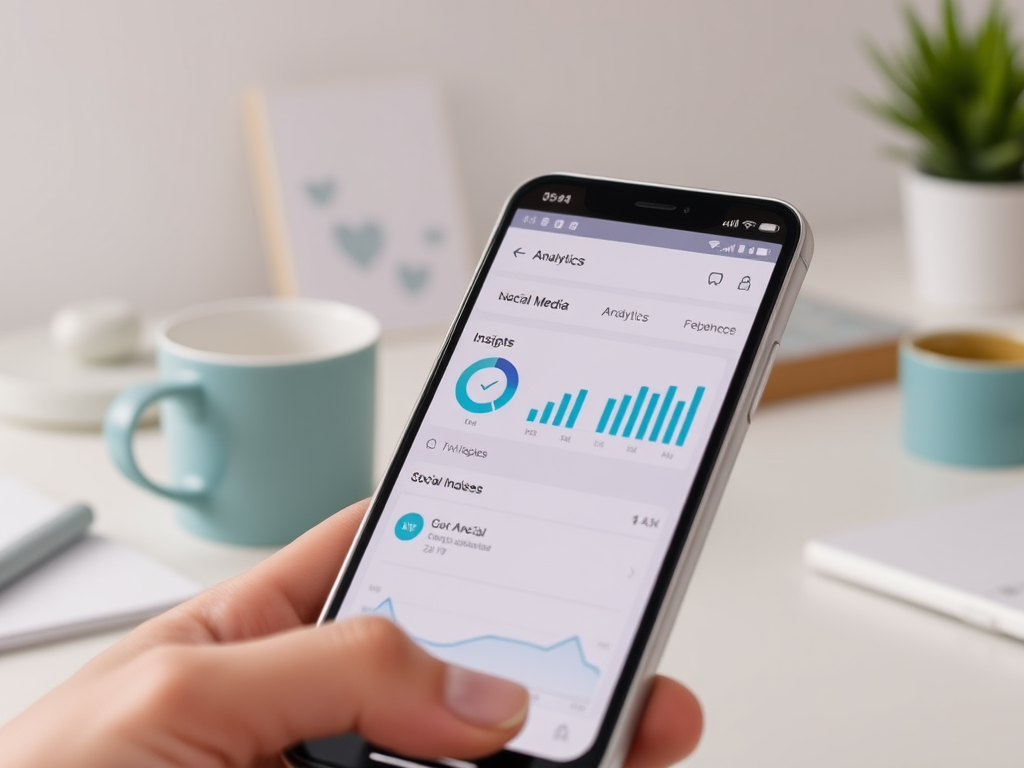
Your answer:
3,228 -> 1024,766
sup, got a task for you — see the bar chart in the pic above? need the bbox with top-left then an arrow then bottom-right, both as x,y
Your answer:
527,389 -> 589,428
596,385 -> 705,446
524,384 -> 706,447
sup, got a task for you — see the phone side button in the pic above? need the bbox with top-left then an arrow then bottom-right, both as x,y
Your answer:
748,341 -> 780,424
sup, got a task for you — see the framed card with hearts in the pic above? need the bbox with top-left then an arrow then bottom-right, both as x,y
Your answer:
244,78 -> 471,331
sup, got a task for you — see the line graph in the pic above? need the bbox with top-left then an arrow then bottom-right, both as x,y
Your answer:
372,598 -> 600,698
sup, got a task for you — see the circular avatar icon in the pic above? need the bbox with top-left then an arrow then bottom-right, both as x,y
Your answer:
394,512 -> 424,541
455,357 -> 519,413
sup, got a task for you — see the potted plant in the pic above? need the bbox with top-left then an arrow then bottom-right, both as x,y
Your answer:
861,0 -> 1024,309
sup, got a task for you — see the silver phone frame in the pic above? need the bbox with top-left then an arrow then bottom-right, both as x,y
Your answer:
295,173 -> 814,768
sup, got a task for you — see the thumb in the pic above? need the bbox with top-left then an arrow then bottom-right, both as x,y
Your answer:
128,616 -> 529,763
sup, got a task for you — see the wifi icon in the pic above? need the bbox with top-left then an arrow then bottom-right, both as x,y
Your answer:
708,240 -> 720,249
742,220 -> 757,230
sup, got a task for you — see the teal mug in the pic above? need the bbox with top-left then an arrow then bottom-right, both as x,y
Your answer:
901,330 -> 1024,467
104,298 -> 379,545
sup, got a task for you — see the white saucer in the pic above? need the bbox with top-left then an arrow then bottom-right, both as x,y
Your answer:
0,327 -> 157,429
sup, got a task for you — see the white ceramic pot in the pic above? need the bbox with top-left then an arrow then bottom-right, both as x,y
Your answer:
901,169 -> 1024,309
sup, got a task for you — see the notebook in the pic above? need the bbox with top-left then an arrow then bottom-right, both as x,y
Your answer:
805,485 -> 1024,641
0,476 -> 201,652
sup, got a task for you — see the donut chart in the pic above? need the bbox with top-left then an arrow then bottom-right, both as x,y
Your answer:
455,357 -> 519,413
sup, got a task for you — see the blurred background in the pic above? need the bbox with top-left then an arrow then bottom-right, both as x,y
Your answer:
0,0 -> 997,332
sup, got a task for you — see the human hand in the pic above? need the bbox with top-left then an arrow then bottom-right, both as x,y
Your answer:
0,500 -> 702,768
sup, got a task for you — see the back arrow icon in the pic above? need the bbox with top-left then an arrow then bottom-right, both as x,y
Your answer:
513,248 -> 525,258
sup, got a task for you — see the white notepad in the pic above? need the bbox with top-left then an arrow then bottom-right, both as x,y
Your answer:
0,474 -> 66,547
805,485 -> 1024,641
0,477 -> 201,652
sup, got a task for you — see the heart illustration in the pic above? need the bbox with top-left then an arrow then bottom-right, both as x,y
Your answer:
423,227 -> 445,246
305,179 -> 336,206
398,264 -> 431,294
333,222 -> 384,268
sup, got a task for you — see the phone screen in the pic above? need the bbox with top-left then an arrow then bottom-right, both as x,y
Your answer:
322,183 -> 797,763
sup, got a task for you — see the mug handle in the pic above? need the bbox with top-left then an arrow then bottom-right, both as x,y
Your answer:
104,375 -> 211,501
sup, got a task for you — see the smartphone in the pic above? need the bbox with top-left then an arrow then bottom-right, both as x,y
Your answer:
287,174 -> 812,768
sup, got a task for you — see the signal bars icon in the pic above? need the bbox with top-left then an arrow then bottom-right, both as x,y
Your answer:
721,219 -> 740,228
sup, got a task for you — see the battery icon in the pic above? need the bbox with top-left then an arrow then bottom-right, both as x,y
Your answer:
758,223 -> 780,233
755,247 -> 771,256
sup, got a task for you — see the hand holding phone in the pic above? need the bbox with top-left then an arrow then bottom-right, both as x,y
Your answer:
290,175 -> 811,768
0,499 -> 701,768
2,176 -> 766,768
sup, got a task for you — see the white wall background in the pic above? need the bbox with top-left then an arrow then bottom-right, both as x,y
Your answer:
0,0 -> 1010,331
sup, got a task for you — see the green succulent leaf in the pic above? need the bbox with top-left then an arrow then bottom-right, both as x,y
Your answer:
858,0 -> 1024,181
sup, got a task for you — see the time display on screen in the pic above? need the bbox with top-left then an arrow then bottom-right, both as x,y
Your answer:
542,191 -> 572,204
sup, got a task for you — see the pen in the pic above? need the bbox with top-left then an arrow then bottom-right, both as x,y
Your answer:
0,503 -> 94,592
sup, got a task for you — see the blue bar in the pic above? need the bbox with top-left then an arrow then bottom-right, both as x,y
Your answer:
622,387 -> 649,438
609,395 -> 632,436
596,398 -> 616,434
675,386 -> 706,446
527,408 -> 538,422
635,394 -> 661,440
552,393 -> 572,427
540,402 -> 554,424
566,389 -> 588,429
648,386 -> 677,442
662,401 -> 685,444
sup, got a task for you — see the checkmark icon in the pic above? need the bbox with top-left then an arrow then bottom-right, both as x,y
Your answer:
456,358 -> 518,414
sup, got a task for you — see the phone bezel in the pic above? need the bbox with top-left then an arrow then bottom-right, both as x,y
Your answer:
288,173 -> 807,768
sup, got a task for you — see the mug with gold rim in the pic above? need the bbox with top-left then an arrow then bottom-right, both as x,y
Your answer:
901,330 -> 1024,467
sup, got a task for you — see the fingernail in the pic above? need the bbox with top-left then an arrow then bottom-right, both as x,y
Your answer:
443,666 -> 529,729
